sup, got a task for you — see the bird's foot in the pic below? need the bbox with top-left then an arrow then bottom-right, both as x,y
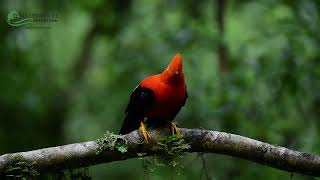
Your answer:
139,121 -> 151,143
169,122 -> 181,136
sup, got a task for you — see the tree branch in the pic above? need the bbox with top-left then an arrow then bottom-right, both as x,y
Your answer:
0,128 -> 319,177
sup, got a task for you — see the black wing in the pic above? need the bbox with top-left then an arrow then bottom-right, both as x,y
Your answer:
119,85 -> 155,134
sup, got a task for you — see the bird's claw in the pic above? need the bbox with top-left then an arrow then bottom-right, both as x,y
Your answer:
169,122 -> 181,136
139,121 -> 151,143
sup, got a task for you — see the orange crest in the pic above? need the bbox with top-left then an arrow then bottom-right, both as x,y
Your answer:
161,53 -> 185,85
167,53 -> 183,74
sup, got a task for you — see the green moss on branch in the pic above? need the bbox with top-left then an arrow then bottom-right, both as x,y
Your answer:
96,131 -> 128,154
152,135 -> 190,167
5,155 -> 39,179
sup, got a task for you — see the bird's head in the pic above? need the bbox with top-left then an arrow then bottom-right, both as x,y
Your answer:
161,53 -> 185,85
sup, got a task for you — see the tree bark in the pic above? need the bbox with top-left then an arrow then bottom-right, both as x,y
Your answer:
0,128 -> 319,177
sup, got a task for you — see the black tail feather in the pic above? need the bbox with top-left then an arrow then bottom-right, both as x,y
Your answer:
119,113 -> 140,134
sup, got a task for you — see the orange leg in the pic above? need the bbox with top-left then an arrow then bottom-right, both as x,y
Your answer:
139,121 -> 151,143
168,122 -> 181,136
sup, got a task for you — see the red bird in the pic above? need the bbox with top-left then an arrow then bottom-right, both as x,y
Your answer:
119,53 -> 187,142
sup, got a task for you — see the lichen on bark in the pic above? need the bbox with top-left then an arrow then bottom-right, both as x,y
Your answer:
96,131 -> 128,154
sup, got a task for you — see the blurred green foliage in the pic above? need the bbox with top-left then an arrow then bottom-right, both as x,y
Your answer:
1,0 -> 320,179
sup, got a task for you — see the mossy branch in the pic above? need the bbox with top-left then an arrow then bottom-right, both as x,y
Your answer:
0,128 -> 319,178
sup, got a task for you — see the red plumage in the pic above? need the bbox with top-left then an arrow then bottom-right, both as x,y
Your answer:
119,53 -> 187,135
